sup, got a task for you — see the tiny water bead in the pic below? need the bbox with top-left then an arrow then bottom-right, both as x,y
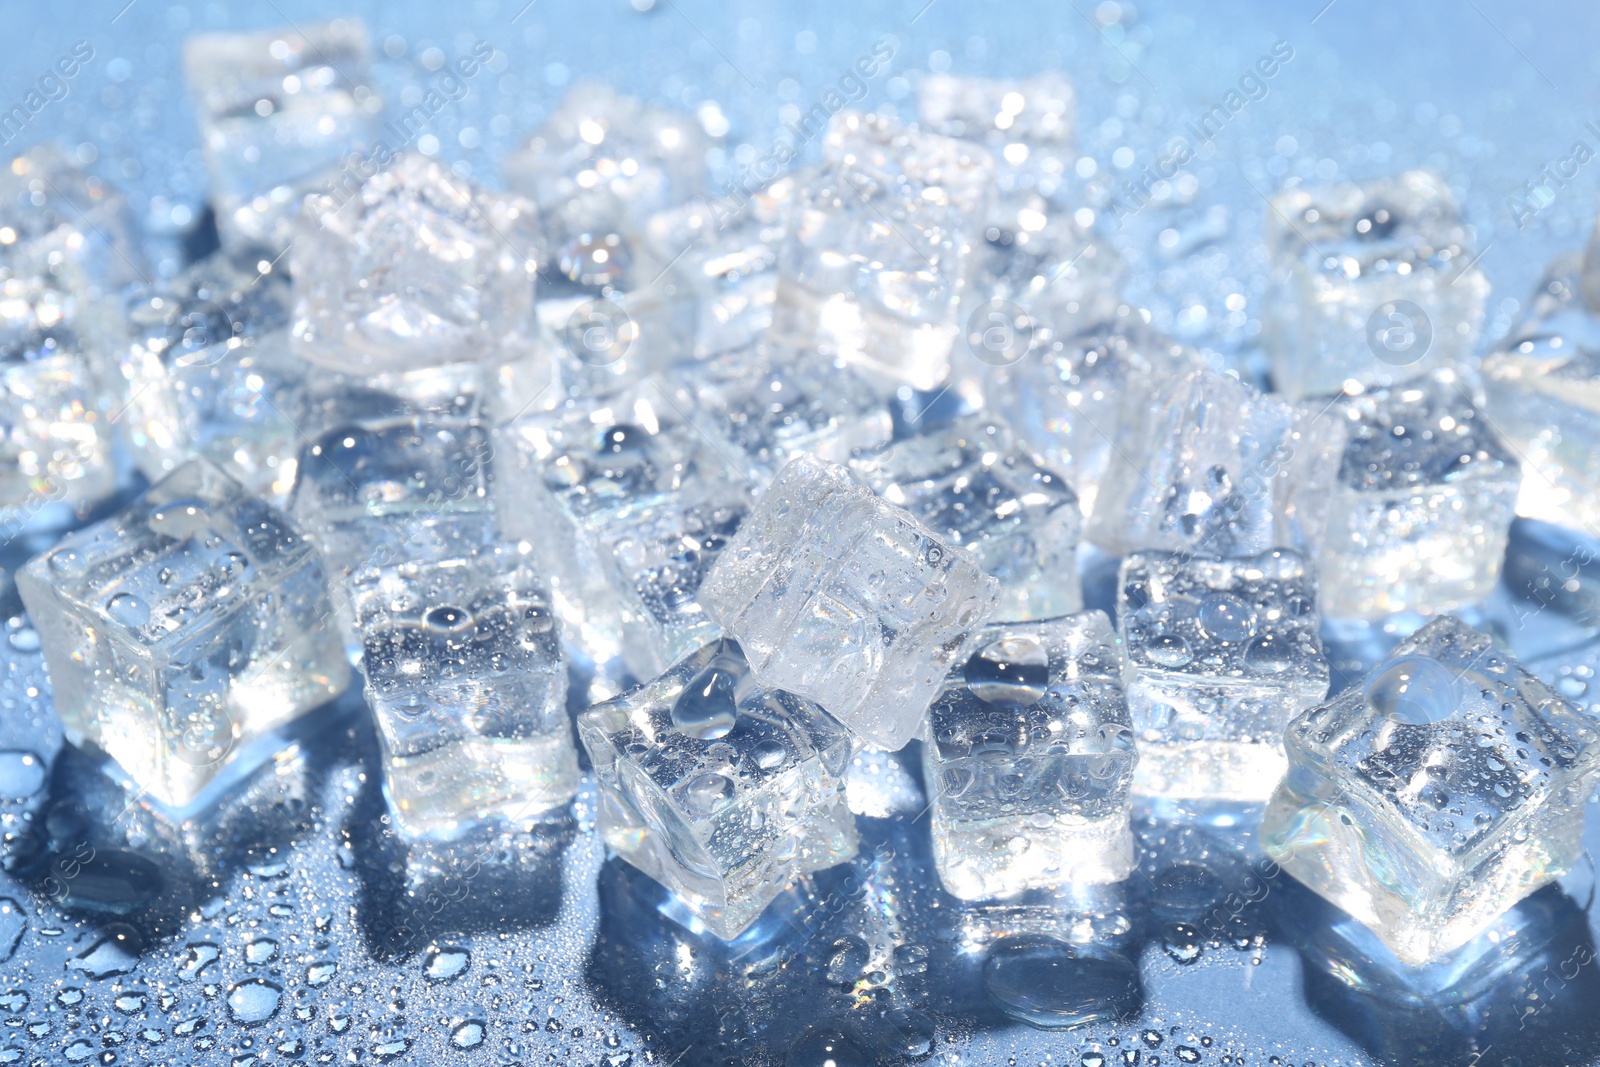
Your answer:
965,634 -> 1050,705
1365,655 -> 1461,725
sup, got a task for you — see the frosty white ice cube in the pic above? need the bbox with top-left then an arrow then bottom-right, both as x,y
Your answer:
577,639 -> 858,939
1118,548 -> 1329,802
111,251 -> 305,502
182,19 -> 382,251
1263,170 -> 1489,400
1480,257 -> 1600,535
291,153 -> 540,374
353,541 -> 577,839
852,416 -> 1081,621
924,611 -> 1135,899
1262,616 -> 1600,964
18,460 -> 350,809
500,376 -> 750,680
700,454 -> 999,750
503,81 -> 708,284
772,111 -> 993,391
1089,366 -> 1344,558
1319,370 -> 1520,619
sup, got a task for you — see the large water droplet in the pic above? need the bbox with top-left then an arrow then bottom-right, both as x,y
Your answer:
226,979 -> 281,1025
1244,632 -> 1295,674
1197,593 -> 1256,643
1365,655 -> 1460,725
751,738 -> 788,770
423,605 -> 474,634
423,945 -> 471,983
965,635 -> 1050,706
982,937 -> 1141,1030
306,961 -> 337,987
6,628 -> 39,653
671,658 -> 740,739
146,499 -> 212,540
105,593 -> 150,629
450,1019 -> 486,1049
684,772 -> 735,814
1144,633 -> 1193,668
785,1025 -> 873,1067
0,752 -> 44,798
47,550 -> 87,578
244,938 -> 278,964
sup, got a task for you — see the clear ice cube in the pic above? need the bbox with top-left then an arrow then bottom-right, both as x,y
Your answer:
0,272 -> 115,514
500,376 -> 751,680
851,415 -> 1082,621
771,110 -> 993,391
700,453 -> 999,751
1319,370 -> 1520,619
110,251 -> 305,502
1089,366 -> 1344,558
1118,548 -> 1329,802
1264,170 -> 1490,400
17,459 -> 351,809
924,610 -> 1135,899
917,73 -> 1075,206
1480,257 -> 1600,535
352,541 -> 577,839
681,342 -> 894,489
182,19 -> 382,251
291,152 -> 540,375
576,638 -> 858,939
988,309 -> 1196,519
502,81 -> 708,283
1262,615 -> 1600,964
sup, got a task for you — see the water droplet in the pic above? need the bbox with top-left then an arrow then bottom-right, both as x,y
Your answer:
0,751 -> 44,798
146,499 -> 212,539
6,627 -> 38,653
671,656 -> 741,739
47,550 -> 87,578
306,961 -> 337,987
1197,593 -> 1256,642
982,937 -> 1141,1030
1244,632 -> 1295,674
824,936 -> 870,985
1144,632 -> 1193,668
0,900 -> 23,964
113,991 -> 146,1014
244,938 -> 278,964
1162,922 -> 1202,964
105,592 -> 150,628
423,605 -> 473,634
878,1007 -> 935,1059
1366,655 -> 1460,725
423,945 -> 470,983
178,942 -> 220,982
684,772 -> 735,814
450,1019 -> 485,1049
965,635 -> 1050,705
73,928 -> 140,978
226,979 -> 282,1025
751,738 -> 788,770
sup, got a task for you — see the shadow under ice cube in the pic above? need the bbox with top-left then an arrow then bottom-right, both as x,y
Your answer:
701,454 -> 998,751
1262,615 -> 1600,964
1118,548 -> 1329,802
1319,371 -> 1520,619
577,639 -> 857,939
17,459 -> 350,810
924,610 -> 1135,900
353,542 -> 577,840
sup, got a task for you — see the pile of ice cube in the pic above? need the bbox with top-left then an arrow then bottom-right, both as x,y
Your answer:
5,18 -> 1600,961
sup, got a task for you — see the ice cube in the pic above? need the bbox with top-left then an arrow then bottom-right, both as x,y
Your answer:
1264,170 -> 1490,400
1479,257 -> 1600,535
499,376 -> 750,680
851,416 -> 1081,621
0,146 -> 145,294
924,610 -> 1135,899
576,638 -> 857,939
0,272 -> 115,515
352,541 -> 577,839
771,111 -> 993,391
1118,548 -> 1329,802
700,453 -> 999,751
1319,370 -> 1520,619
988,309 -> 1196,519
635,173 -> 795,358
17,459 -> 350,810
291,152 -> 540,375
1262,615 -> 1600,964
503,81 -> 708,284
681,342 -> 894,489
110,250 -> 305,503
182,19 -> 382,252
1089,366 -> 1344,558
917,73 -> 1075,206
